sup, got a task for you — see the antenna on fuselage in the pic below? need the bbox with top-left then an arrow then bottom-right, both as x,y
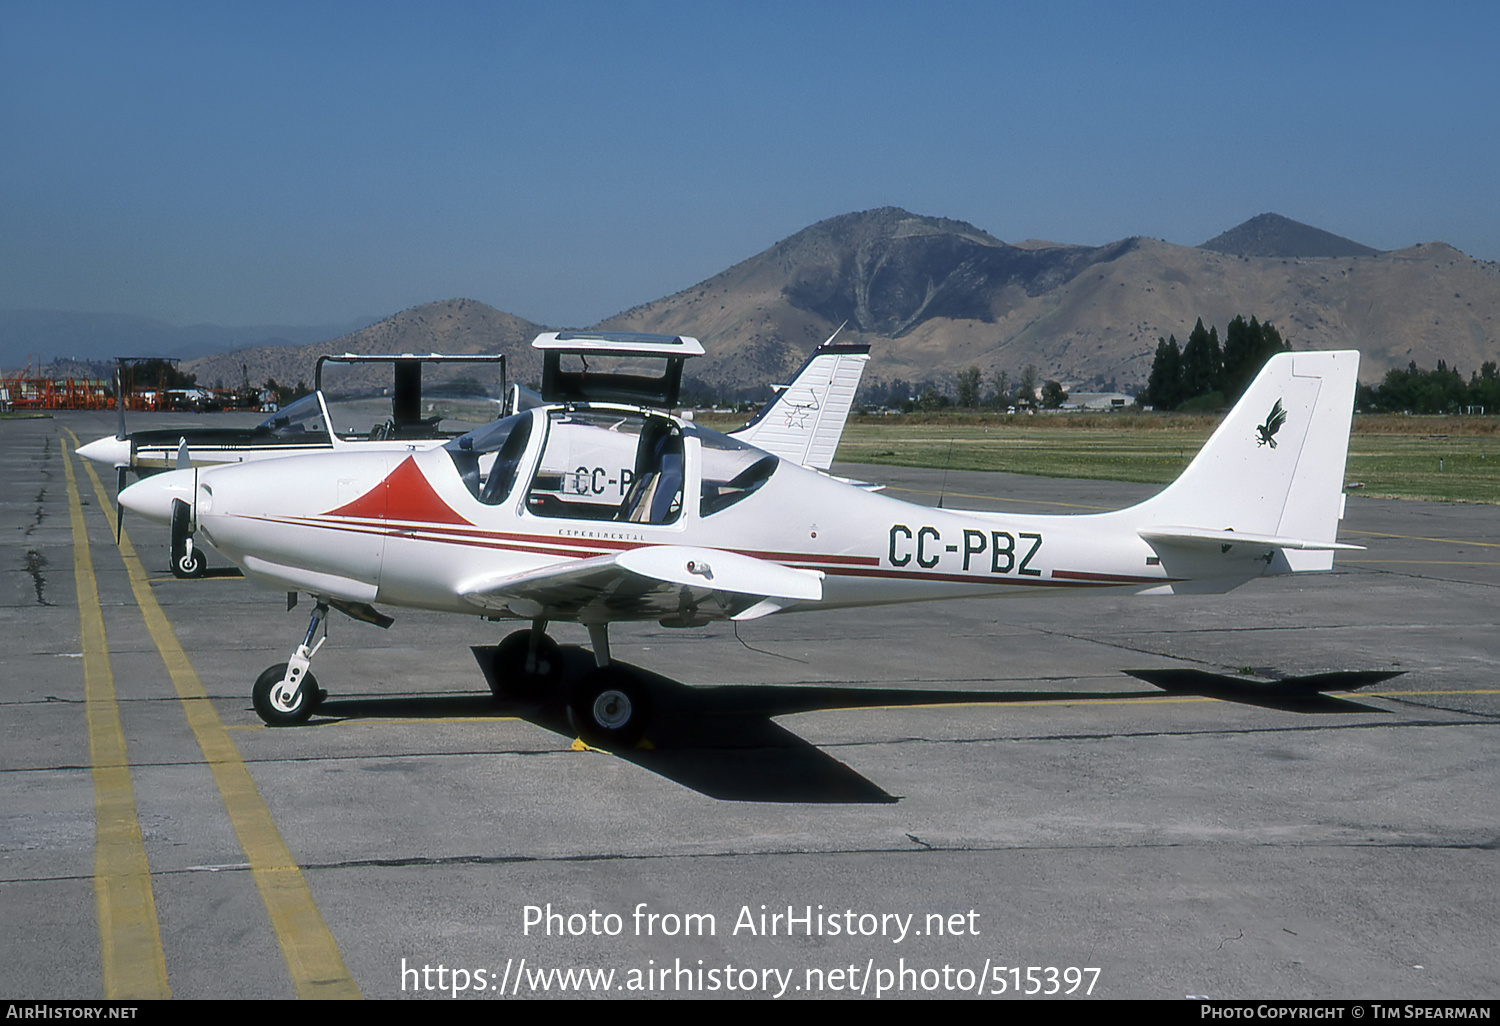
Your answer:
937,438 -> 955,509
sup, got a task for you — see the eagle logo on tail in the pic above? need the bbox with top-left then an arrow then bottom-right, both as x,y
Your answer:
1256,399 -> 1287,448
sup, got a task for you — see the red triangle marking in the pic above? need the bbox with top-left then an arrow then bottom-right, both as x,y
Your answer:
324,456 -> 473,525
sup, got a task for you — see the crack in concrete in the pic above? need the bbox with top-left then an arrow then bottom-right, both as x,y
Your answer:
1020,622 -> 1412,672
25,488 -> 45,536
4,834 -> 1494,887
1382,695 -> 1500,721
24,549 -> 50,606
1352,565 -> 1500,590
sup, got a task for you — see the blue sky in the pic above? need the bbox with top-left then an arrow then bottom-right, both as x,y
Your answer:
3,0 -> 1496,328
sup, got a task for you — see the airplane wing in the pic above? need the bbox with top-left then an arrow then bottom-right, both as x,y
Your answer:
456,545 -> 824,626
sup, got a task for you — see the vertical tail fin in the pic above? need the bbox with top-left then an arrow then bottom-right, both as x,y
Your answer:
729,328 -> 870,470
1131,350 -> 1360,572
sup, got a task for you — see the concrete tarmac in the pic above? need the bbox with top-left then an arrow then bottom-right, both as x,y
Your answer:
2,410 -> 1496,1000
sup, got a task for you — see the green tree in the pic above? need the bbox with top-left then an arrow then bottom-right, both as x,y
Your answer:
1016,365 -> 1039,407
1471,362 -> 1500,412
916,385 -> 950,412
1142,335 -> 1182,409
988,369 -> 1011,408
1361,360 -> 1471,413
1180,318 -> 1222,401
1040,380 -> 1068,409
264,377 -> 312,407
1219,316 -> 1288,401
955,366 -> 984,408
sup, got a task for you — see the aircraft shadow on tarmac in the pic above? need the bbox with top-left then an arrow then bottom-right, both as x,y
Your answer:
196,566 -> 245,579
1122,668 -> 1402,714
295,646 -> 1399,804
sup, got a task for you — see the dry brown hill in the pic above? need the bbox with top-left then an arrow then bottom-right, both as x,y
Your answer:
599,208 -> 1500,393
184,298 -> 544,394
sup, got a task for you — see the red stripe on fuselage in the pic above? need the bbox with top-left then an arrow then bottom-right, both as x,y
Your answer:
1050,569 -> 1162,584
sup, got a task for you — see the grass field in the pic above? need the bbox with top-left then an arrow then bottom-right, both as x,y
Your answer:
701,411 -> 1500,504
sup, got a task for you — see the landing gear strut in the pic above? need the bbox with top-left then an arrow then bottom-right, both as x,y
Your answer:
252,599 -> 330,725
568,622 -> 649,746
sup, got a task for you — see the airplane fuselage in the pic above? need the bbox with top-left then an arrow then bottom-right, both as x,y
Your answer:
172,412 -> 1226,623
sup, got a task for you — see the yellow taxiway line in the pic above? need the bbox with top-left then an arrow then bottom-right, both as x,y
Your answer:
63,437 -> 172,1000
68,430 -> 361,1000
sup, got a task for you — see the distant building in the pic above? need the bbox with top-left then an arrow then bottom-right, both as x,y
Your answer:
1064,392 -> 1133,411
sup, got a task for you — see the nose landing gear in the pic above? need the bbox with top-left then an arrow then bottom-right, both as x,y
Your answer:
170,497 -> 206,578
251,599 -> 330,725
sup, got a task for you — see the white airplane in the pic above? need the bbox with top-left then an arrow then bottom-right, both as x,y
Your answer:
118,350 -> 1361,743
81,334 -> 870,475
78,353 -> 511,477
80,335 -> 871,575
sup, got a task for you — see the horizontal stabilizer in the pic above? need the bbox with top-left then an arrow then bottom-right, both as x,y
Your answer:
1139,526 -> 1364,552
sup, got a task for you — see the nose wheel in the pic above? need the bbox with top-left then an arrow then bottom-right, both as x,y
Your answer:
175,548 -> 206,579
252,663 -> 325,725
170,498 -> 207,578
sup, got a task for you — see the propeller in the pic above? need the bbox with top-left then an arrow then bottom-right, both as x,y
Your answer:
112,367 -> 129,543
116,467 -> 126,543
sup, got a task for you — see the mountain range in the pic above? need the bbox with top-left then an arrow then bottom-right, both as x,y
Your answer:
11,209 -> 1499,396
596,208 -> 1499,394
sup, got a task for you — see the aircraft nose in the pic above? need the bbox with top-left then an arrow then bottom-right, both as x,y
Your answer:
119,469 -> 196,526
77,435 -> 132,467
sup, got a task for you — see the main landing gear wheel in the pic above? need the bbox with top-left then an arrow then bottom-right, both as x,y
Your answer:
252,662 -> 325,726
490,629 -> 563,699
567,667 -> 650,748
